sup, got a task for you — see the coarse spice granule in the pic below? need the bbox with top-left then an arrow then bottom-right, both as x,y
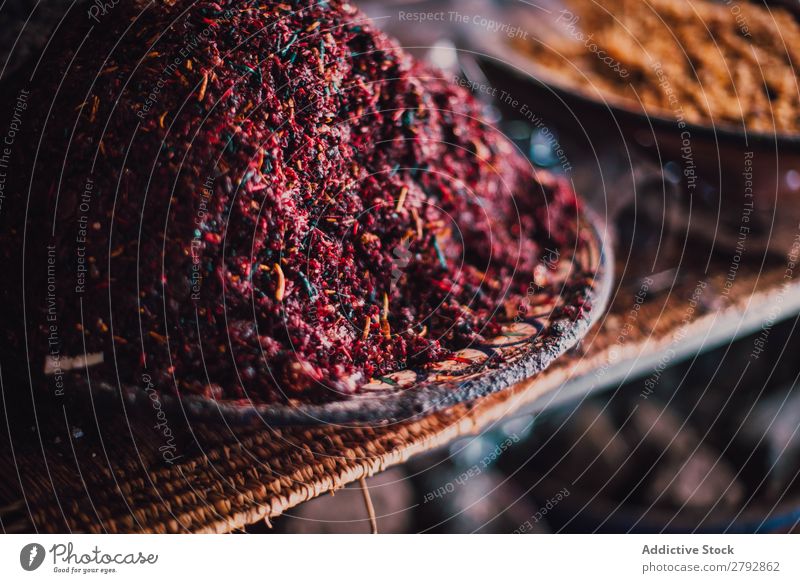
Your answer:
2,0 -> 581,404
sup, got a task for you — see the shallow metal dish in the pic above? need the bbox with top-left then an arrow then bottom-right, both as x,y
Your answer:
459,10 -> 800,256
92,207 -> 612,427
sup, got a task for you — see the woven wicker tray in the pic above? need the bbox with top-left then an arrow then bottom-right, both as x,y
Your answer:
1,249 -> 798,533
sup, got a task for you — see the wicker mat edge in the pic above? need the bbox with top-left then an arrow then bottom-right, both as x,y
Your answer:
192,270 -> 800,533
2,267 -> 797,533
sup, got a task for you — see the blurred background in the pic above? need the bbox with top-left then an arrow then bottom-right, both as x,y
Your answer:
2,0 -> 799,533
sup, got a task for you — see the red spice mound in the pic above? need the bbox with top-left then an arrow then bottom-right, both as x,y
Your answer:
4,0 -> 579,403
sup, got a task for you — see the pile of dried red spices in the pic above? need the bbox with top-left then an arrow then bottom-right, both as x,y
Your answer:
3,0 -> 580,403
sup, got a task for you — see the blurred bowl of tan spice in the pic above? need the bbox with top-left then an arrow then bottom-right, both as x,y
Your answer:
460,0 -> 800,255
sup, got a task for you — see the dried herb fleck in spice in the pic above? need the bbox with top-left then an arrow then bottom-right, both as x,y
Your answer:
3,0 -> 581,403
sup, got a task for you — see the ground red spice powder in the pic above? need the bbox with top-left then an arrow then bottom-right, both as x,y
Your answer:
4,0 -> 580,403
